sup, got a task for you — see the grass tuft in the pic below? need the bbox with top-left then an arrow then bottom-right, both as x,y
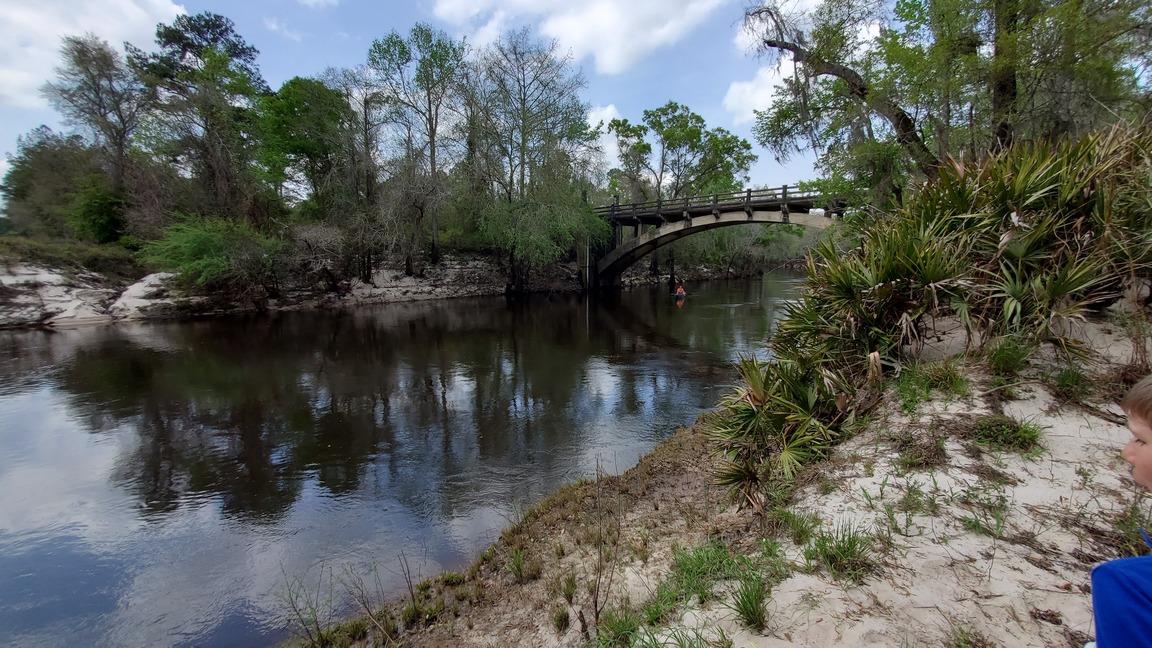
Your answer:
987,337 -> 1034,376
972,415 -> 1043,453
728,575 -> 768,631
803,522 -> 876,584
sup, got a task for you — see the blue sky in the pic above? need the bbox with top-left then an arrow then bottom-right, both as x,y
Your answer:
0,0 -> 817,193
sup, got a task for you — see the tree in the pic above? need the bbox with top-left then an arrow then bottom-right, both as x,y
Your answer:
608,101 -> 757,200
368,24 -> 467,263
258,77 -> 353,206
463,29 -> 607,291
127,12 -> 270,220
1,126 -> 101,239
42,34 -> 152,192
743,0 -> 1150,197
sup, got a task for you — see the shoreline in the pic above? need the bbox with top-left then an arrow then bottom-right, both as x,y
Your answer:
0,253 -> 782,330
291,319 -> 1146,647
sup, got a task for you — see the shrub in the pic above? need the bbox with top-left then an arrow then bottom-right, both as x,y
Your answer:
141,217 -> 285,298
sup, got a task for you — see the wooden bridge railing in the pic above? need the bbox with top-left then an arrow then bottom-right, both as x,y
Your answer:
592,185 -> 829,223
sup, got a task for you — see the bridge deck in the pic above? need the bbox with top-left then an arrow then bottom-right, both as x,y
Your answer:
593,187 -> 831,226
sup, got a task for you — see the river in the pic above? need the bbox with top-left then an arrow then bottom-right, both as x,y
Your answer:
0,273 -> 801,647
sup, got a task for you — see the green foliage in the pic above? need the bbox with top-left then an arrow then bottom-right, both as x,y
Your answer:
946,624 -> 998,648
769,508 -> 820,545
1109,499 -> 1152,558
552,606 -> 570,632
987,337 -> 1034,376
895,360 -> 969,412
972,415 -> 1043,453
803,522 -> 876,584
561,573 -> 577,604
596,606 -> 642,648
141,217 -> 284,295
607,101 -> 757,201
669,541 -> 745,604
728,575 -> 768,631
746,0 -> 1150,202
67,176 -> 127,244
710,354 -> 847,510
1,126 -> 102,239
1048,366 -> 1090,401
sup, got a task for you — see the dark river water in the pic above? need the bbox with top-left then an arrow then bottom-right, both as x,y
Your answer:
0,274 -> 801,647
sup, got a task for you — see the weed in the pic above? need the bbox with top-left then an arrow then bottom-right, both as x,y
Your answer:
596,606 -> 641,647
770,508 -> 820,545
441,571 -> 465,586
640,582 -> 679,625
671,541 -> 743,603
896,361 -> 969,412
1108,499 -> 1152,558
635,626 -> 717,648
728,575 -> 768,630
1049,366 -> 1090,401
508,547 -> 527,582
958,484 -> 1009,539
561,573 -> 578,604
971,415 -> 1043,453
803,522 -> 876,584
1076,466 -> 1095,488
553,606 -> 571,632
946,622 -> 997,647
757,538 -> 793,584
892,428 -> 949,472
987,337 -> 1034,377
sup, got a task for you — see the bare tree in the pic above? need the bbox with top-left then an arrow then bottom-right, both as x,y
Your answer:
42,34 -> 152,191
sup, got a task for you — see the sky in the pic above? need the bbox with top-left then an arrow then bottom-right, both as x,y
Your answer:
0,0 -> 818,194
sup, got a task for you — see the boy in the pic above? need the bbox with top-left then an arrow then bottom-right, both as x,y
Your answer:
1091,374 -> 1152,646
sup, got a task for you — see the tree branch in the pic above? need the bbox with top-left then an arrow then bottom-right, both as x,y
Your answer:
762,38 -> 941,181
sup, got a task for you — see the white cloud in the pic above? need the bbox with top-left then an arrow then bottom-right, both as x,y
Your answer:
722,60 -> 794,125
0,0 -> 183,110
264,17 -> 303,42
299,0 -> 339,6
434,0 -> 733,75
588,103 -> 622,167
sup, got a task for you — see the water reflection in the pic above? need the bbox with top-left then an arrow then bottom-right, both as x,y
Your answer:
0,274 -> 801,647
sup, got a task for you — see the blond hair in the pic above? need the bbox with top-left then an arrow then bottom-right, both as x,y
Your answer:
1120,374 -> 1152,423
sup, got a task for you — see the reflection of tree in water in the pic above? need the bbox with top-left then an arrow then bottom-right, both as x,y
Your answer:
29,282 -> 798,525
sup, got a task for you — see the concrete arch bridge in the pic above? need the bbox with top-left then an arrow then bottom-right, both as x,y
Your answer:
588,186 -> 842,286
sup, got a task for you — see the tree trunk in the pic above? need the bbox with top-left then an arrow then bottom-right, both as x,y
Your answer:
990,0 -> 1018,152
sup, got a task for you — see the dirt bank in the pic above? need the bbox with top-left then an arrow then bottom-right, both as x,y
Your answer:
295,321 -> 1146,648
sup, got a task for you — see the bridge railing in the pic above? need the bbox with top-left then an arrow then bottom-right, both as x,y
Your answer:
592,185 -> 825,220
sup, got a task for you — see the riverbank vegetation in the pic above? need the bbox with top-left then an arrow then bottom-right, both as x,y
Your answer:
0,12 -> 812,307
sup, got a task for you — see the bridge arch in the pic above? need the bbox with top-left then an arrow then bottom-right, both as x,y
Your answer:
594,192 -> 836,283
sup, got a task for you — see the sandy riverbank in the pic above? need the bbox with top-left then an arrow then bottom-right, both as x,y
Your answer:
301,320 -> 1146,648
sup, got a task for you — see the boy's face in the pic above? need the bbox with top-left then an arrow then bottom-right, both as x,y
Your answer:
1123,414 -> 1152,490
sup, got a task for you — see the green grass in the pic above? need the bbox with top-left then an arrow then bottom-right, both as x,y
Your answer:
596,606 -> 642,647
1049,366 -> 1090,401
946,623 -> 997,647
727,575 -> 768,630
552,606 -> 570,632
507,546 -> 540,583
0,235 -> 145,283
895,360 -> 970,412
670,541 -> 744,603
987,336 -> 1034,377
561,572 -> 577,604
769,508 -> 820,545
803,522 -> 876,584
972,415 -> 1044,453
